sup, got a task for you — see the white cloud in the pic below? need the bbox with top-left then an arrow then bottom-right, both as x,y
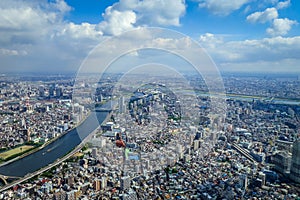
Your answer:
267,18 -> 297,36
0,0 -> 103,44
0,6 -> 55,45
198,0 -> 251,16
50,0 -> 72,13
277,0 -> 291,9
246,7 -> 278,23
199,33 -> 223,49
246,4 -> 297,36
0,0 -> 105,72
221,59 -> 300,73
57,23 -> 103,39
0,0 -> 298,73
199,33 -> 300,72
261,0 -> 279,6
98,0 -> 186,35
134,0 -> 186,26
0,0 -> 186,72
98,7 -> 136,36
0,48 -> 27,56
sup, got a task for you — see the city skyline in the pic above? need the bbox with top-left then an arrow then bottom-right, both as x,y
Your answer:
0,0 -> 300,73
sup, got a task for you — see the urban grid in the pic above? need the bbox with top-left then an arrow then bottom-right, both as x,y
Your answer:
0,73 -> 299,199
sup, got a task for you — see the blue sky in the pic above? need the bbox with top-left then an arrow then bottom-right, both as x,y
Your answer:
0,0 -> 299,73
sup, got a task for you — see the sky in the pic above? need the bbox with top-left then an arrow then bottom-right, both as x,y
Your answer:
0,0 -> 300,74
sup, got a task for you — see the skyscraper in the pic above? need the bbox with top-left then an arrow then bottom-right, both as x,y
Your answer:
56,87 -> 63,98
39,85 -> 45,97
49,84 -> 55,97
120,176 -> 131,191
290,140 -> 300,183
119,96 -> 126,113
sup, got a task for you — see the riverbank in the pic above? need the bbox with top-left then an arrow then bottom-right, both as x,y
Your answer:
0,111 -> 91,168
193,90 -> 300,105
0,110 -> 112,192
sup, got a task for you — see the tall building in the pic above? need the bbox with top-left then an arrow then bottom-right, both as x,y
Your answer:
273,151 -> 292,175
276,139 -> 293,153
39,85 -> 45,97
93,179 -> 101,191
49,84 -> 55,97
92,148 -> 98,158
66,190 -> 75,200
120,189 -> 138,200
290,140 -> 300,183
119,96 -> 126,113
193,140 -> 200,150
56,87 -> 63,98
120,176 -> 131,191
101,176 -> 107,190
27,128 -> 31,142
239,174 -> 248,190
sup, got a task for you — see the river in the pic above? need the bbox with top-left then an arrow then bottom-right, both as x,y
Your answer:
0,111 -> 108,177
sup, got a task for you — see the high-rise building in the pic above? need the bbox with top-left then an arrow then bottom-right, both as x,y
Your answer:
27,128 -> 31,142
119,96 -> 126,113
120,189 -> 138,200
290,140 -> 300,183
258,172 -> 266,186
39,85 -> 45,97
56,87 -> 63,98
239,174 -> 248,190
276,139 -> 293,153
120,176 -> 131,191
273,151 -> 292,174
93,179 -> 101,191
193,140 -> 200,150
101,177 -> 107,190
92,148 -> 98,158
66,190 -> 75,200
49,84 -> 55,97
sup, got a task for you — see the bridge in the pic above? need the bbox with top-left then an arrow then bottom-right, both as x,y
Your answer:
0,175 -> 7,185
94,100 -> 118,112
94,108 -> 113,112
0,174 -> 21,186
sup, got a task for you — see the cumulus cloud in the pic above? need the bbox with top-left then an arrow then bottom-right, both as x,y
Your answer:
199,33 -> 223,49
246,7 -> 278,23
50,0 -> 72,13
277,0 -> 291,9
267,18 -> 298,36
133,0 -> 186,26
199,33 -> 300,67
198,0 -> 251,16
98,0 -> 186,35
246,3 -> 297,36
0,6 -> 55,45
206,34 -> 300,72
0,0 -> 105,72
57,23 -> 103,39
0,0 -> 104,44
98,7 -> 136,36
0,0 -> 187,72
